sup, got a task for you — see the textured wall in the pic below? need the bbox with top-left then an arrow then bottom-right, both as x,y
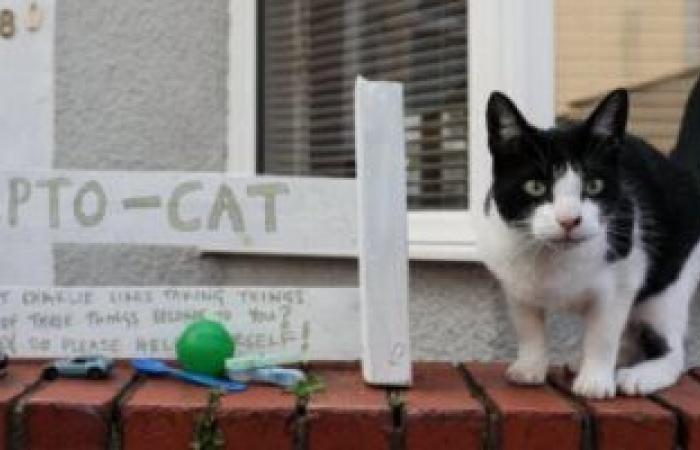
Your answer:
51,0 -> 700,364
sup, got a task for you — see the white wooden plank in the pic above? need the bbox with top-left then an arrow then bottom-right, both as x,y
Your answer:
228,0 -> 257,174
0,0 -> 55,284
0,286 -> 360,360
0,171 -> 358,256
355,77 -> 411,386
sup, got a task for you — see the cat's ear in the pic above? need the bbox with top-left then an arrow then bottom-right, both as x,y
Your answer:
487,91 -> 530,149
586,89 -> 628,139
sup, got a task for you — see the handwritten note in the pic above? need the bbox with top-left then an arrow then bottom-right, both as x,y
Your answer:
0,287 -> 360,360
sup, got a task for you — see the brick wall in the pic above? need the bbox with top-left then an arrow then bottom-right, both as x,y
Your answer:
1,360 -> 699,449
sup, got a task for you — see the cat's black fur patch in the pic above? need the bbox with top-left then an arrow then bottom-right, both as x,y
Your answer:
638,322 -> 670,360
486,77 -> 700,303
621,135 -> 700,301
605,195 -> 634,262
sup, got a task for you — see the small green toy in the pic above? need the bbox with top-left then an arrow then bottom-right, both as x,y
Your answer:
177,319 -> 236,377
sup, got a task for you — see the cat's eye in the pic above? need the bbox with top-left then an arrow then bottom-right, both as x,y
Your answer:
585,179 -> 605,196
523,180 -> 547,197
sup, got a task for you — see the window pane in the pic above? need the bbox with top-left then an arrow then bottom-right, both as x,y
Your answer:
556,0 -> 700,153
261,0 -> 469,210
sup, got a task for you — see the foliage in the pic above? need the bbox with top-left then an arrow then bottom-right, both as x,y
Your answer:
191,390 -> 225,450
289,373 -> 325,400
388,390 -> 405,409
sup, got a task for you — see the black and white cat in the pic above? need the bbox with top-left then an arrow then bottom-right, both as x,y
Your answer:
478,78 -> 700,398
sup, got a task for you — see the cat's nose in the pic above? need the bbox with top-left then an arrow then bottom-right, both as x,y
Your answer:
557,216 -> 582,232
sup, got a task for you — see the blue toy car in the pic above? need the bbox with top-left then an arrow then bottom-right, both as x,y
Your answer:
42,355 -> 114,380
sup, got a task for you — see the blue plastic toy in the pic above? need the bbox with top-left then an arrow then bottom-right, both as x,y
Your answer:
131,358 -> 246,392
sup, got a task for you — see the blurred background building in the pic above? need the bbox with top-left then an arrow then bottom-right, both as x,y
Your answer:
557,0 -> 700,153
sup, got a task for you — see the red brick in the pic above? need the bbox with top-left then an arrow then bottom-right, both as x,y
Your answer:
121,377 -> 208,450
465,362 -> 582,450
655,374 -> 700,450
306,363 -> 392,450
218,385 -> 296,450
23,364 -> 134,450
550,369 -> 675,450
404,363 -> 485,450
0,362 -> 44,450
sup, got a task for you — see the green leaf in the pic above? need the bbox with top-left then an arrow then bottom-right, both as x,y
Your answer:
289,373 -> 325,399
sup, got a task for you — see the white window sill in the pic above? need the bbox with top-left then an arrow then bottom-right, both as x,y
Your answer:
199,244 -> 480,262
408,210 -> 480,261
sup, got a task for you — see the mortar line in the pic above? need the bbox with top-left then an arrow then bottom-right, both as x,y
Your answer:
546,371 -> 596,450
386,388 -> 406,450
8,376 -> 47,450
293,393 -> 309,450
648,393 -> 688,450
458,363 -> 501,450
293,361 -> 311,450
108,371 -> 144,450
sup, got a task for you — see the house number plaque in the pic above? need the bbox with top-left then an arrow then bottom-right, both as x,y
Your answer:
0,9 -> 15,38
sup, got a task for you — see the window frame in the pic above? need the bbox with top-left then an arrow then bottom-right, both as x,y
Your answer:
224,0 -> 555,261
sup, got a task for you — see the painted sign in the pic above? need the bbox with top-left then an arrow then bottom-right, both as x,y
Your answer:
0,78 -> 411,385
0,171 -> 357,256
0,287 -> 360,359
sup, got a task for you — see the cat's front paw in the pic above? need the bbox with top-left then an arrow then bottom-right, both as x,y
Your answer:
573,368 -> 616,399
506,358 -> 548,385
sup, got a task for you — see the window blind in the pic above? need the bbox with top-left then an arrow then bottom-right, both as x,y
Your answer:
261,0 -> 469,209
556,0 -> 700,153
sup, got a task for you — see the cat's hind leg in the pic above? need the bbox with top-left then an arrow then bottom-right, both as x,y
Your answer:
566,320 -> 643,376
616,278 -> 696,395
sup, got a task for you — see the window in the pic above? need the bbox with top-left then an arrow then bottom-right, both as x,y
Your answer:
260,0 -> 469,210
228,0 -> 698,260
227,0 -> 555,260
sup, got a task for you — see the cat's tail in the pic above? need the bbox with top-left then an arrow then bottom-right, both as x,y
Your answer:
671,72 -> 700,174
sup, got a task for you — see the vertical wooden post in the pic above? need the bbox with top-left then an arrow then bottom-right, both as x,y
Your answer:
355,76 -> 411,386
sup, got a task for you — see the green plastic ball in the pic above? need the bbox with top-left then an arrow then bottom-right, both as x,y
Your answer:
176,319 -> 235,376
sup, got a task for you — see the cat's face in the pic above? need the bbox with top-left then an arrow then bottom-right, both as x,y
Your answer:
486,89 -> 628,245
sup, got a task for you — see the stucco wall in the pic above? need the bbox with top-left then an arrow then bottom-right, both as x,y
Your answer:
52,0 -> 700,364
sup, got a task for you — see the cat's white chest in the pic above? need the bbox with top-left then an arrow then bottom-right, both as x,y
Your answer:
476,207 -> 645,309
490,243 -> 607,308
